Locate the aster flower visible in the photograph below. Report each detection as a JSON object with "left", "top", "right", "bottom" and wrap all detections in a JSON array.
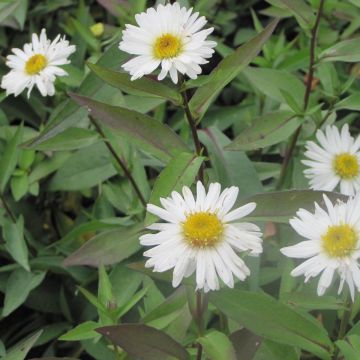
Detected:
[
  {"left": 119, "top": 2, "right": 217, "bottom": 84},
  {"left": 281, "top": 194, "right": 360, "bottom": 301},
  {"left": 1, "top": 29, "right": 76, "bottom": 97},
  {"left": 140, "top": 181, "right": 263, "bottom": 292},
  {"left": 302, "top": 124, "right": 360, "bottom": 196}
]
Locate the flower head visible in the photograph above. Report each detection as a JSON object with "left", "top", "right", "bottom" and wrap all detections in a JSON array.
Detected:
[
  {"left": 1, "top": 29, "right": 76, "bottom": 97},
  {"left": 140, "top": 182, "right": 263, "bottom": 292},
  {"left": 119, "top": 2, "right": 217, "bottom": 84},
  {"left": 281, "top": 194, "right": 360, "bottom": 301},
  {"left": 303, "top": 124, "right": 360, "bottom": 195}
]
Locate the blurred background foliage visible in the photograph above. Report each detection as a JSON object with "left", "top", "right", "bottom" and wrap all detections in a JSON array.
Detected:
[{"left": 1, "top": 0, "right": 360, "bottom": 359}]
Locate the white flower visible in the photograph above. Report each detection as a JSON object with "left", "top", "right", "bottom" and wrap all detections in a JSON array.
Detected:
[
  {"left": 140, "top": 181, "right": 263, "bottom": 292},
  {"left": 281, "top": 194, "right": 360, "bottom": 301},
  {"left": 119, "top": 2, "right": 217, "bottom": 84},
  {"left": 1, "top": 29, "right": 76, "bottom": 97},
  {"left": 302, "top": 124, "right": 360, "bottom": 196}
]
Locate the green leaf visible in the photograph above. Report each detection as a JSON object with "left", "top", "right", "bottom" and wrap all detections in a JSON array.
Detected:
[
  {"left": 10, "top": 173, "right": 29, "bottom": 201},
  {"left": 0, "top": 125, "right": 23, "bottom": 193},
  {"left": 145, "top": 152, "right": 204, "bottom": 226},
  {"left": 268, "top": 0, "right": 315, "bottom": 28},
  {"left": 28, "top": 128, "right": 99, "bottom": 151},
  {"left": 2, "top": 330, "right": 42, "bottom": 360},
  {"left": 2, "top": 269, "right": 46, "bottom": 317},
  {"left": 97, "top": 324, "right": 190, "bottom": 360},
  {"left": 320, "top": 38, "right": 360, "bottom": 62},
  {"left": 98, "top": 264, "right": 114, "bottom": 307},
  {"left": 189, "top": 19, "right": 279, "bottom": 121},
  {"left": 2, "top": 216, "right": 29, "bottom": 271},
  {"left": 199, "top": 331, "right": 237, "bottom": 360},
  {"left": 63, "top": 226, "right": 142, "bottom": 267},
  {"left": 48, "top": 142, "right": 116, "bottom": 191},
  {"left": 243, "top": 67, "right": 305, "bottom": 105},
  {"left": 335, "top": 93, "right": 360, "bottom": 111},
  {"left": 281, "top": 292, "right": 346, "bottom": 310},
  {"left": 59, "top": 321, "right": 99, "bottom": 341},
  {"left": 88, "top": 62, "right": 182, "bottom": 105},
  {"left": 199, "top": 127, "right": 263, "bottom": 196},
  {"left": 240, "top": 190, "right": 347, "bottom": 223},
  {"left": 116, "top": 285, "right": 149, "bottom": 319},
  {"left": 225, "top": 111, "right": 299, "bottom": 151},
  {"left": 210, "top": 289, "right": 333, "bottom": 360},
  {"left": 336, "top": 335, "right": 360, "bottom": 360},
  {"left": 254, "top": 340, "right": 300, "bottom": 360},
  {"left": 142, "top": 288, "right": 187, "bottom": 329},
  {"left": 70, "top": 93, "right": 189, "bottom": 163}
]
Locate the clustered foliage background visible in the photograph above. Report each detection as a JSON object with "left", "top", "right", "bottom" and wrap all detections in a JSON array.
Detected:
[{"left": 1, "top": 0, "right": 360, "bottom": 359}]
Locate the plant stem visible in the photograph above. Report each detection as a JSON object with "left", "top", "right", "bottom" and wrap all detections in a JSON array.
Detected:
[
  {"left": 181, "top": 89, "right": 204, "bottom": 183},
  {"left": 277, "top": 0, "right": 325, "bottom": 190},
  {"left": 90, "top": 116, "right": 147, "bottom": 208},
  {"left": 333, "top": 298, "right": 352, "bottom": 360},
  {"left": 195, "top": 291, "right": 205, "bottom": 360}
]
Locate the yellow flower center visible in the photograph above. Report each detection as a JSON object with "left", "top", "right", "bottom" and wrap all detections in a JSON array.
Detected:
[
  {"left": 333, "top": 153, "right": 359, "bottom": 179},
  {"left": 25, "top": 54, "right": 47, "bottom": 75},
  {"left": 153, "top": 33, "right": 182, "bottom": 59},
  {"left": 182, "top": 212, "right": 224, "bottom": 248},
  {"left": 322, "top": 224, "right": 357, "bottom": 258}
]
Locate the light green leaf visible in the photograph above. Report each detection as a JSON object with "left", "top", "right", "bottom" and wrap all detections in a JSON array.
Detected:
[
  {"left": 240, "top": 190, "right": 347, "bottom": 223},
  {"left": 63, "top": 226, "right": 143, "bottom": 267},
  {"left": 2, "top": 216, "right": 29, "bottom": 271},
  {"left": 320, "top": 38, "right": 360, "bottom": 62},
  {"left": 145, "top": 152, "right": 204, "bottom": 226},
  {"left": 0, "top": 125, "right": 23, "bottom": 193},
  {"left": 199, "top": 127, "right": 262, "bottom": 197},
  {"left": 211, "top": 289, "right": 333, "bottom": 360},
  {"left": 335, "top": 93, "right": 360, "bottom": 111},
  {"left": 98, "top": 264, "right": 114, "bottom": 307},
  {"left": 10, "top": 173, "right": 29, "bottom": 201},
  {"left": 70, "top": 93, "right": 189, "bottom": 163},
  {"left": 88, "top": 62, "right": 182, "bottom": 104},
  {"left": 48, "top": 142, "right": 116, "bottom": 191},
  {"left": 59, "top": 321, "right": 99, "bottom": 341},
  {"left": 2, "top": 269, "right": 46, "bottom": 317},
  {"left": 28, "top": 128, "right": 99, "bottom": 151},
  {"left": 281, "top": 292, "right": 346, "bottom": 310},
  {"left": 336, "top": 335, "right": 360, "bottom": 360},
  {"left": 199, "top": 331, "right": 237, "bottom": 360},
  {"left": 2, "top": 330, "right": 42, "bottom": 360},
  {"left": 225, "top": 111, "right": 299, "bottom": 151},
  {"left": 243, "top": 67, "right": 305, "bottom": 104},
  {"left": 189, "top": 19, "right": 279, "bottom": 121}
]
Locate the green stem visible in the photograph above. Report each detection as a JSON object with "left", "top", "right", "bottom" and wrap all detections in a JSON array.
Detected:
[
  {"left": 334, "top": 298, "right": 352, "bottom": 360},
  {"left": 277, "top": 0, "right": 325, "bottom": 189},
  {"left": 181, "top": 88, "right": 205, "bottom": 183},
  {"left": 195, "top": 291, "right": 205, "bottom": 360},
  {"left": 90, "top": 116, "right": 147, "bottom": 208}
]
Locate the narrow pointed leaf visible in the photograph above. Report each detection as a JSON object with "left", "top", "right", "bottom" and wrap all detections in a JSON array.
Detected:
[
  {"left": 97, "top": 324, "right": 190, "bottom": 360},
  {"left": 70, "top": 93, "right": 189, "bottom": 163},
  {"left": 239, "top": 190, "right": 347, "bottom": 223},
  {"left": 189, "top": 19, "right": 278, "bottom": 121},
  {"left": 225, "top": 111, "right": 299, "bottom": 151},
  {"left": 88, "top": 62, "right": 182, "bottom": 104},
  {"left": 211, "top": 289, "right": 333, "bottom": 360}
]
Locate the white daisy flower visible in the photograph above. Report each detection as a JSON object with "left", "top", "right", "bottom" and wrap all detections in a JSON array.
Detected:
[
  {"left": 140, "top": 181, "right": 263, "bottom": 292},
  {"left": 119, "top": 2, "right": 217, "bottom": 84},
  {"left": 281, "top": 194, "right": 360, "bottom": 301},
  {"left": 1, "top": 29, "right": 76, "bottom": 97},
  {"left": 302, "top": 124, "right": 360, "bottom": 196}
]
